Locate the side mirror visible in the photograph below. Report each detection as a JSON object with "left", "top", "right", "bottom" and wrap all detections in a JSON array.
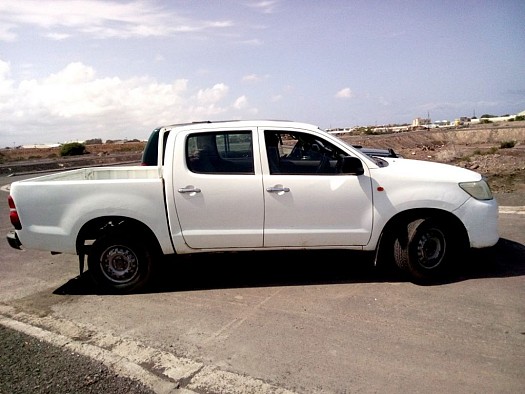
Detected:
[{"left": 338, "top": 156, "right": 364, "bottom": 175}]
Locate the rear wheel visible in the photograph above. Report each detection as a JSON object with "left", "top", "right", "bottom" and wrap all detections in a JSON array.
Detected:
[
  {"left": 88, "top": 235, "right": 154, "bottom": 293},
  {"left": 393, "top": 218, "right": 455, "bottom": 283}
]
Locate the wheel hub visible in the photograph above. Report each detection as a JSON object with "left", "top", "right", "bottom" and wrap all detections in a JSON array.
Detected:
[
  {"left": 101, "top": 246, "right": 139, "bottom": 283},
  {"left": 417, "top": 229, "right": 446, "bottom": 269}
]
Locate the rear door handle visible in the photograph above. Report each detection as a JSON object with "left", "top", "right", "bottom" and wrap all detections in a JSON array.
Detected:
[
  {"left": 266, "top": 186, "right": 290, "bottom": 193},
  {"left": 178, "top": 186, "right": 201, "bottom": 193}
]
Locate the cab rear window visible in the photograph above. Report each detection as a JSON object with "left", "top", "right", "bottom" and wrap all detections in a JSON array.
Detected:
[{"left": 141, "top": 128, "right": 170, "bottom": 166}]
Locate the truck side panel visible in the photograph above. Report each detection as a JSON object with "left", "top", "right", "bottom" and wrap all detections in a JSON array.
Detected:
[{"left": 11, "top": 176, "right": 174, "bottom": 255}]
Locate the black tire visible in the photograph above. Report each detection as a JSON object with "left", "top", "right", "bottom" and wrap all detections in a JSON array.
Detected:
[
  {"left": 88, "top": 235, "right": 154, "bottom": 293},
  {"left": 393, "top": 217, "right": 454, "bottom": 283}
]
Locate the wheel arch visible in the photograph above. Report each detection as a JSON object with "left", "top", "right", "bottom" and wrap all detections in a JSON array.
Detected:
[
  {"left": 76, "top": 216, "right": 163, "bottom": 258},
  {"left": 375, "top": 208, "right": 469, "bottom": 266}
]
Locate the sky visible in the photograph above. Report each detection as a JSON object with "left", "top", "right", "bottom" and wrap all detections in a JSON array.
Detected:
[{"left": 1, "top": 0, "right": 524, "bottom": 147}]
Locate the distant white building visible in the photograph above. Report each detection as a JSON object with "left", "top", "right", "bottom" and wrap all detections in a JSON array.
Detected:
[
  {"left": 480, "top": 115, "right": 514, "bottom": 122},
  {"left": 412, "top": 117, "right": 431, "bottom": 127},
  {"left": 21, "top": 143, "right": 61, "bottom": 149}
]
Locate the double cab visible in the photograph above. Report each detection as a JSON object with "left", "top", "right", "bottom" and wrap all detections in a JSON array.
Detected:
[{"left": 7, "top": 120, "right": 499, "bottom": 292}]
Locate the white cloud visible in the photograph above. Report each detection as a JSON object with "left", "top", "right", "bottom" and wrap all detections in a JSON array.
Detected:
[
  {"left": 335, "top": 88, "right": 353, "bottom": 99},
  {"left": 0, "top": 59, "right": 10, "bottom": 76},
  {"left": 0, "top": 60, "right": 14, "bottom": 102},
  {"left": 242, "top": 74, "right": 261, "bottom": 82},
  {"left": 248, "top": 1, "right": 280, "bottom": 14},
  {"left": 0, "top": 0, "right": 233, "bottom": 41},
  {"left": 45, "top": 32, "right": 70, "bottom": 40},
  {"left": 242, "top": 74, "right": 269, "bottom": 82},
  {"left": 233, "top": 95, "right": 248, "bottom": 109},
  {"left": 196, "top": 83, "right": 229, "bottom": 104},
  {"left": 0, "top": 23, "right": 17, "bottom": 41},
  {"left": 46, "top": 62, "right": 95, "bottom": 84},
  {"left": 0, "top": 62, "right": 257, "bottom": 146},
  {"left": 237, "top": 38, "right": 263, "bottom": 46}
]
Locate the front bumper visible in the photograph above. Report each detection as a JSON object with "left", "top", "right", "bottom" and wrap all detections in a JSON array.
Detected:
[
  {"left": 7, "top": 230, "right": 23, "bottom": 250},
  {"left": 453, "top": 197, "right": 499, "bottom": 248}
]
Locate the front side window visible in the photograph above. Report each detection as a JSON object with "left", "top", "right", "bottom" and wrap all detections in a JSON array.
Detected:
[
  {"left": 186, "top": 131, "right": 254, "bottom": 174},
  {"left": 265, "top": 130, "right": 346, "bottom": 175}
]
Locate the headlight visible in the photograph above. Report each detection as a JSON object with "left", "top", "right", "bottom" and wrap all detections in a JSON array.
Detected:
[{"left": 459, "top": 179, "right": 493, "bottom": 200}]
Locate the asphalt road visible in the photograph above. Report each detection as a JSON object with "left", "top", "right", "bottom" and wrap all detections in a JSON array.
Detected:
[{"left": 1, "top": 172, "right": 524, "bottom": 394}]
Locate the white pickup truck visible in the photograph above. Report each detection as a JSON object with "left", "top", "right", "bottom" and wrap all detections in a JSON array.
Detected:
[{"left": 7, "top": 120, "right": 499, "bottom": 292}]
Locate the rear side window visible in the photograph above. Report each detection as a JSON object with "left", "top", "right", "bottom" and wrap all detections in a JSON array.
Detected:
[
  {"left": 141, "top": 128, "right": 170, "bottom": 166},
  {"left": 186, "top": 131, "right": 254, "bottom": 174},
  {"left": 141, "top": 128, "right": 160, "bottom": 166}
]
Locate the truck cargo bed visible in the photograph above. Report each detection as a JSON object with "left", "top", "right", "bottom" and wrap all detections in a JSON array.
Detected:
[{"left": 19, "top": 166, "right": 161, "bottom": 182}]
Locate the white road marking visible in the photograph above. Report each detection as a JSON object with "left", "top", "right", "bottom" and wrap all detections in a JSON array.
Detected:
[
  {"left": 498, "top": 206, "right": 525, "bottom": 214},
  {"left": 0, "top": 311, "right": 296, "bottom": 394}
]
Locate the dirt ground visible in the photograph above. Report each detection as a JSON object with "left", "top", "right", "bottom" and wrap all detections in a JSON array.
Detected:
[
  {"left": 1, "top": 123, "right": 524, "bottom": 194},
  {"left": 0, "top": 142, "right": 145, "bottom": 176},
  {"left": 0, "top": 141, "right": 145, "bottom": 163}
]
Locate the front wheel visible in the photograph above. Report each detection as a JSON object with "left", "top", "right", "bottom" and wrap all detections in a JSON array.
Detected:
[
  {"left": 88, "top": 235, "right": 154, "bottom": 293},
  {"left": 393, "top": 218, "right": 457, "bottom": 283}
]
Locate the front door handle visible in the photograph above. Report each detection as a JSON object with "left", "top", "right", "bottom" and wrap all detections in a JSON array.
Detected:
[
  {"left": 178, "top": 186, "right": 201, "bottom": 193},
  {"left": 266, "top": 186, "right": 290, "bottom": 193}
]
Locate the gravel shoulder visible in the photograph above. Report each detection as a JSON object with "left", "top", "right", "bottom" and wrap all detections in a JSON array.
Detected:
[{"left": 0, "top": 324, "right": 155, "bottom": 394}]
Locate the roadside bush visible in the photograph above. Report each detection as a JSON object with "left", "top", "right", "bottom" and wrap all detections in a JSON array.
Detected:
[
  {"left": 500, "top": 141, "right": 516, "bottom": 149},
  {"left": 473, "top": 147, "right": 499, "bottom": 156},
  {"left": 85, "top": 138, "right": 103, "bottom": 145},
  {"left": 60, "top": 142, "right": 86, "bottom": 156}
]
